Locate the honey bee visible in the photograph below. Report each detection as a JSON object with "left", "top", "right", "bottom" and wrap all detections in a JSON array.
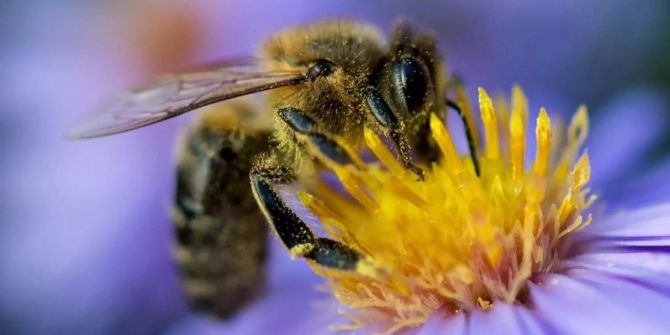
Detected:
[{"left": 68, "top": 20, "right": 479, "bottom": 318}]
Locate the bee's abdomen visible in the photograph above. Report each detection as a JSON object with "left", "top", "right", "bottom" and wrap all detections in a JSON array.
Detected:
[{"left": 172, "top": 110, "right": 272, "bottom": 318}]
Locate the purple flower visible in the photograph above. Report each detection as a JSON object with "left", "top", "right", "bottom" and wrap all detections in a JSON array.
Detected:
[
  {"left": 163, "top": 87, "right": 670, "bottom": 335},
  {"left": 2, "top": 2, "right": 670, "bottom": 334}
]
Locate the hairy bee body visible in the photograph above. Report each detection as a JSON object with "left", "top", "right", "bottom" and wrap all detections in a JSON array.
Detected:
[
  {"left": 259, "top": 21, "right": 445, "bottom": 177},
  {"left": 71, "top": 19, "right": 465, "bottom": 319},
  {"left": 264, "top": 22, "right": 384, "bottom": 159}
]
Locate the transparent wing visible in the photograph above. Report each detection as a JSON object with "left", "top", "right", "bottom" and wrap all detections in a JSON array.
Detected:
[{"left": 67, "top": 63, "right": 305, "bottom": 139}]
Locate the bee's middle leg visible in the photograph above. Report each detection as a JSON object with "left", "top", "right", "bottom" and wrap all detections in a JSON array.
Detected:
[
  {"left": 249, "top": 106, "right": 366, "bottom": 271},
  {"left": 250, "top": 156, "right": 365, "bottom": 271}
]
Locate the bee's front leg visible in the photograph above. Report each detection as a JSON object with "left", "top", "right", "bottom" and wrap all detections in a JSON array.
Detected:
[{"left": 366, "top": 87, "right": 425, "bottom": 180}]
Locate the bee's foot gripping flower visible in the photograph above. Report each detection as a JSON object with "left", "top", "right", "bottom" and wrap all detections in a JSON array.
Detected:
[{"left": 294, "top": 86, "right": 595, "bottom": 334}]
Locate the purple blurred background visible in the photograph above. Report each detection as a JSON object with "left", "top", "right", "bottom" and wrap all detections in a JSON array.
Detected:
[{"left": 2, "top": 1, "right": 670, "bottom": 334}]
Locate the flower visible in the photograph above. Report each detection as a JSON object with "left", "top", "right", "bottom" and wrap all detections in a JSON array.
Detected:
[
  {"left": 292, "top": 86, "right": 593, "bottom": 333},
  {"left": 170, "top": 86, "right": 670, "bottom": 335},
  {"left": 3, "top": 2, "right": 670, "bottom": 334}
]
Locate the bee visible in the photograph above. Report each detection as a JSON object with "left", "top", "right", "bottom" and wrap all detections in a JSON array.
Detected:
[{"left": 68, "top": 20, "right": 479, "bottom": 318}]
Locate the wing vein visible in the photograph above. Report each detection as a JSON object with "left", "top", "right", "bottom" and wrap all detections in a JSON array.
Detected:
[{"left": 67, "top": 62, "right": 306, "bottom": 139}]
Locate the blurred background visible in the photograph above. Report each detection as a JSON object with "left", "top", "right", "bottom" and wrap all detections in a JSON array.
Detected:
[{"left": 1, "top": 1, "right": 669, "bottom": 334}]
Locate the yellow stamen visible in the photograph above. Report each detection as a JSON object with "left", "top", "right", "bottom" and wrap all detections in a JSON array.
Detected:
[
  {"left": 512, "top": 85, "right": 529, "bottom": 129},
  {"left": 364, "top": 127, "right": 407, "bottom": 179},
  {"left": 333, "top": 166, "right": 378, "bottom": 211},
  {"left": 430, "top": 113, "right": 465, "bottom": 172},
  {"left": 479, "top": 88, "right": 501, "bottom": 160},
  {"left": 533, "top": 108, "right": 552, "bottom": 177},
  {"left": 455, "top": 82, "right": 481, "bottom": 148},
  {"left": 494, "top": 93, "right": 510, "bottom": 152},
  {"left": 572, "top": 153, "right": 591, "bottom": 191},
  {"left": 510, "top": 85, "right": 528, "bottom": 181},
  {"left": 554, "top": 105, "right": 589, "bottom": 182},
  {"left": 297, "top": 191, "right": 349, "bottom": 240},
  {"left": 509, "top": 106, "right": 525, "bottom": 181}
]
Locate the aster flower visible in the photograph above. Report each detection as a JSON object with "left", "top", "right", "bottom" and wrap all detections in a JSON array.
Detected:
[
  {"left": 3, "top": 2, "right": 670, "bottom": 334},
  {"left": 168, "top": 86, "right": 670, "bottom": 335},
  {"left": 291, "top": 86, "right": 591, "bottom": 332}
]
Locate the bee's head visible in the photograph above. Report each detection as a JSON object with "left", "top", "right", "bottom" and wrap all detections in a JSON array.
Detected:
[{"left": 374, "top": 23, "right": 445, "bottom": 129}]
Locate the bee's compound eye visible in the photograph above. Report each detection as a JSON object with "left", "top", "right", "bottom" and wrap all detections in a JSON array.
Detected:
[
  {"left": 393, "top": 58, "right": 428, "bottom": 114},
  {"left": 307, "top": 59, "right": 334, "bottom": 80}
]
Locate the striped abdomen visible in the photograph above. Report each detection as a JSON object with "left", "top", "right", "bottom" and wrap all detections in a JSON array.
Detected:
[{"left": 172, "top": 107, "right": 272, "bottom": 318}]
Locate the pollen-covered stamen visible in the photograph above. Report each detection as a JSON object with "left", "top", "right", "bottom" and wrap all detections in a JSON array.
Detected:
[{"left": 296, "top": 86, "right": 595, "bottom": 334}]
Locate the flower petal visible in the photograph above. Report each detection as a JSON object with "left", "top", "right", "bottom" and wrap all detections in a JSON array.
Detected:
[
  {"left": 417, "top": 311, "right": 467, "bottom": 335},
  {"left": 530, "top": 271, "right": 670, "bottom": 335},
  {"left": 564, "top": 254, "right": 670, "bottom": 291},
  {"left": 166, "top": 239, "right": 326, "bottom": 335},
  {"left": 466, "top": 303, "right": 552, "bottom": 335},
  {"left": 608, "top": 158, "right": 670, "bottom": 211},
  {"left": 578, "top": 203, "right": 670, "bottom": 251},
  {"left": 166, "top": 283, "right": 324, "bottom": 335},
  {"left": 587, "top": 88, "right": 670, "bottom": 192}
]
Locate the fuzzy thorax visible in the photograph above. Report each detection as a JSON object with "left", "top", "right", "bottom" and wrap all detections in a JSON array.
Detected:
[{"left": 297, "top": 86, "right": 595, "bottom": 333}]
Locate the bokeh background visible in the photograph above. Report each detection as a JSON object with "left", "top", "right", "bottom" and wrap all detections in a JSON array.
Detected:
[{"left": 2, "top": 1, "right": 670, "bottom": 334}]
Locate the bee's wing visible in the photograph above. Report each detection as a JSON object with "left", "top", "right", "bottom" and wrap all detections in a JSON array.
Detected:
[{"left": 67, "top": 63, "right": 305, "bottom": 139}]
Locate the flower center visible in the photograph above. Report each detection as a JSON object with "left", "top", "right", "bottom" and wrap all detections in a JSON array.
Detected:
[{"left": 296, "top": 86, "right": 595, "bottom": 332}]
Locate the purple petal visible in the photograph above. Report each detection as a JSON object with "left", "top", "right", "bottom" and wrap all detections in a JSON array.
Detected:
[
  {"left": 606, "top": 158, "right": 670, "bottom": 211},
  {"left": 530, "top": 271, "right": 670, "bottom": 335},
  {"left": 414, "top": 311, "right": 467, "bottom": 335},
  {"left": 588, "top": 88, "right": 670, "bottom": 191},
  {"left": 166, "top": 239, "right": 332, "bottom": 335},
  {"left": 563, "top": 255, "right": 670, "bottom": 292},
  {"left": 265, "top": 238, "right": 322, "bottom": 286},
  {"left": 467, "top": 303, "right": 552, "bottom": 335},
  {"left": 570, "top": 251, "right": 670, "bottom": 276},
  {"left": 563, "top": 202, "right": 670, "bottom": 288},
  {"left": 166, "top": 287, "right": 329, "bottom": 335},
  {"left": 578, "top": 203, "right": 670, "bottom": 252}
]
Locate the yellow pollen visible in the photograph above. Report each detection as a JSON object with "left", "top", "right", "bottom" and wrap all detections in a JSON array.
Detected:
[
  {"left": 509, "top": 85, "right": 528, "bottom": 181},
  {"left": 534, "top": 108, "right": 552, "bottom": 177},
  {"left": 455, "top": 82, "right": 480, "bottom": 149},
  {"left": 479, "top": 88, "right": 501, "bottom": 160},
  {"left": 298, "top": 86, "right": 594, "bottom": 333},
  {"left": 289, "top": 243, "right": 314, "bottom": 259}
]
